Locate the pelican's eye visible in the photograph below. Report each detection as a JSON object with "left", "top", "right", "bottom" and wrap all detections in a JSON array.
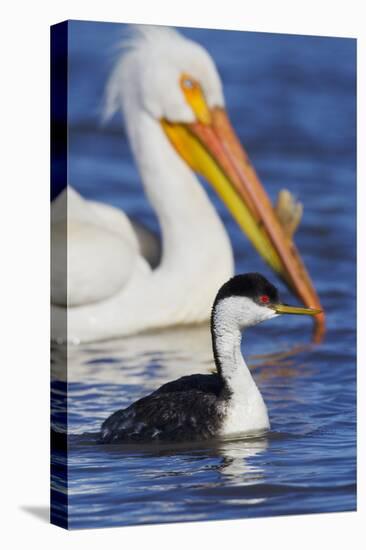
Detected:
[
  {"left": 182, "top": 78, "right": 195, "bottom": 89},
  {"left": 179, "top": 73, "right": 211, "bottom": 125},
  {"left": 259, "top": 295, "right": 270, "bottom": 304}
]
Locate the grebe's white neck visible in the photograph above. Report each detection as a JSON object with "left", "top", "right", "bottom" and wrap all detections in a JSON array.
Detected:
[
  {"left": 211, "top": 296, "right": 274, "bottom": 434},
  {"left": 212, "top": 296, "right": 277, "bottom": 385},
  {"left": 211, "top": 298, "right": 255, "bottom": 393}
]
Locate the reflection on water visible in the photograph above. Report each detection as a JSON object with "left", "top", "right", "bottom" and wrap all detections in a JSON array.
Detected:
[
  {"left": 214, "top": 438, "right": 268, "bottom": 482},
  {"left": 53, "top": 323, "right": 213, "bottom": 387}
]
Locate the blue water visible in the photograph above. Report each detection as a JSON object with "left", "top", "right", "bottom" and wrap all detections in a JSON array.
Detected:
[{"left": 51, "top": 21, "right": 356, "bottom": 529}]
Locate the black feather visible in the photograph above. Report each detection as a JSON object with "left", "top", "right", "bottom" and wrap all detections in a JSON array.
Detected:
[
  {"left": 213, "top": 272, "right": 279, "bottom": 306},
  {"left": 100, "top": 374, "right": 228, "bottom": 443}
]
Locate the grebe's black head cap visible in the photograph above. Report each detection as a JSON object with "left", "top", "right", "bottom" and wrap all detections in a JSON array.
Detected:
[{"left": 213, "top": 273, "right": 280, "bottom": 307}]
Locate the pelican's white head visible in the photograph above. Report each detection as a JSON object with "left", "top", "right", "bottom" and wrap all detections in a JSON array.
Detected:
[{"left": 104, "top": 25, "right": 224, "bottom": 123}]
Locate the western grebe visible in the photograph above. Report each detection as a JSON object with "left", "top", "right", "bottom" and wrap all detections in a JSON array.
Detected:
[
  {"left": 51, "top": 26, "right": 324, "bottom": 344},
  {"left": 100, "top": 273, "right": 321, "bottom": 443}
]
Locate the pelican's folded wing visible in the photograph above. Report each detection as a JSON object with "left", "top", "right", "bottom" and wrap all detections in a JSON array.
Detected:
[{"left": 51, "top": 186, "right": 149, "bottom": 307}]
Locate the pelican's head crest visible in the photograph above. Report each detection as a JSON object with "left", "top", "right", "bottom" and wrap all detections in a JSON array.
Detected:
[{"left": 104, "top": 25, "right": 225, "bottom": 123}]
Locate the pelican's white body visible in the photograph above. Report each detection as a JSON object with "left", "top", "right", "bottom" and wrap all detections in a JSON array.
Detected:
[
  {"left": 213, "top": 296, "right": 275, "bottom": 435},
  {"left": 51, "top": 26, "right": 237, "bottom": 343},
  {"left": 52, "top": 185, "right": 233, "bottom": 343},
  {"left": 52, "top": 27, "right": 233, "bottom": 342}
]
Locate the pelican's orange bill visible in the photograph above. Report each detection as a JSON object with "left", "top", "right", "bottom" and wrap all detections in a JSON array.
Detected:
[{"left": 161, "top": 106, "right": 325, "bottom": 343}]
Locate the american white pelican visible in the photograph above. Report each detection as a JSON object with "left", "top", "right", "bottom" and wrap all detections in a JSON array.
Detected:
[{"left": 51, "top": 25, "right": 324, "bottom": 344}]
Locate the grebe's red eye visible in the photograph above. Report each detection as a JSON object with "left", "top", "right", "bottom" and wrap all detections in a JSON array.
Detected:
[{"left": 259, "top": 295, "right": 270, "bottom": 304}]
